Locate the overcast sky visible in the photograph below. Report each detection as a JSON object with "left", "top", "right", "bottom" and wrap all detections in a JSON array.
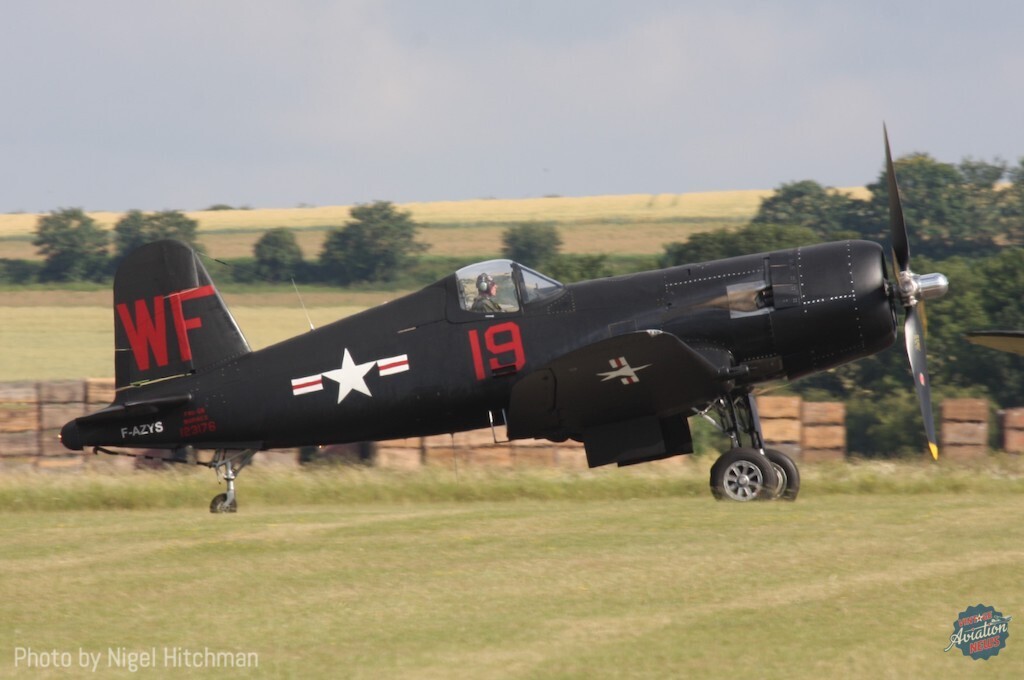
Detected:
[{"left": 2, "top": 1, "right": 1022, "bottom": 213}]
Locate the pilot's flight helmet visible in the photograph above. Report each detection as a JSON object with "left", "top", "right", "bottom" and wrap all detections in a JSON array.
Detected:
[{"left": 476, "top": 273, "right": 495, "bottom": 292}]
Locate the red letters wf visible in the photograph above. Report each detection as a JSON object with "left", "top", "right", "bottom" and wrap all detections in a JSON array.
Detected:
[{"left": 116, "top": 285, "right": 215, "bottom": 371}]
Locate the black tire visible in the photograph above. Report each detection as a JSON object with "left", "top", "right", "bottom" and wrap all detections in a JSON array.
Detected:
[
  {"left": 209, "top": 493, "right": 238, "bottom": 513},
  {"left": 709, "top": 448, "right": 779, "bottom": 501},
  {"left": 765, "top": 448, "right": 800, "bottom": 501}
]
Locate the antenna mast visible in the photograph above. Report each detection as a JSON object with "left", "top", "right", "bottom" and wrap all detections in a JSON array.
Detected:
[{"left": 291, "top": 278, "right": 315, "bottom": 331}]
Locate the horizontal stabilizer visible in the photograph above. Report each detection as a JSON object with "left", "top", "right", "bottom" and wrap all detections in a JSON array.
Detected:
[{"left": 76, "top": 393, "right": 192, "bottom": 426}]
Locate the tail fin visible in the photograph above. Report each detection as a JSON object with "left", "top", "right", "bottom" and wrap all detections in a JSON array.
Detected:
[{"left": 113, "top": 240, "right": 250, "bottom": 389}]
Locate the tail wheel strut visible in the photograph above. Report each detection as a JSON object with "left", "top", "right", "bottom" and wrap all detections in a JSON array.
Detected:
[{"left": 210, "top": 449, "right": 256, "bottom": 514}]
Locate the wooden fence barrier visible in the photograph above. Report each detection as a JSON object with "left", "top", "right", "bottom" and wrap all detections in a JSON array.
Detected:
[
  {"left": 800, "top": 401, "right": 846, "bottom": 462},
  {"left": 940, "top": 398, "right": 989, "bottom": 460},
  {"left": 0, "top": 382, "right": 39, "bottom": 468},
  {"left": 1004, "top": 408, "right": 1024, "bottom": 454},
  {"left": 0, "top": 380, "right": 1015, "bottom": 469}
]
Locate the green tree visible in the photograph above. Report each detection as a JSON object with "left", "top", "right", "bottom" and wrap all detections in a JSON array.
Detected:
[
  {"left": 845, "top": 389, "right": 928, "bottom": 458},
  {"left": 319, "top": 201, "right": 426, "bottom": 285},
  {"left": 955, "top": 247, "right": 1024, "bottom": 405},
  {"left": 996, "top": 158, "right": 1024, "bottom": 247},
  {"left": 751, "top": 180, "right": 868, "bottom": 238},
  {"left": 254, "top": 228, "right": 304, "bottom": 282},
  {"left": 958, "top": 157, "right": 1006, "bottom": 188},
  {"left": 864, "top": 153, "right": 999, "bottom": 256},
  {"left": 500, "top": 221, "right": 562, "bottom": 270},
  {"left": 958, "top": 159, "right": 1008, "bottom": 252},
  {"left": 546, "top": 254, "right": 613, "bottom": 282},
  {"left": 660, "top": 223, "right": 818, "bottom": 267},
  {"left": 32, "top": 208, "right": 109, "bottom": 282},
  {"left": 112, "top": 210, "right": 148, "bottom": 258},
  {"left": 144, "top": 210, "right": 198, "bottom": 244},
  {"left": 113, "top": 209, "right": 200, "bottom": 260}
]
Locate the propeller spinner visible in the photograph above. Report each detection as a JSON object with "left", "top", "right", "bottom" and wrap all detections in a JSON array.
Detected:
[{"left": 884, "top": 125, "right": 949, "bottom": 459}]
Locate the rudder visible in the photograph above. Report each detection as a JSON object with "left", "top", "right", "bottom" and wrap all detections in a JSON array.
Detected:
[{"left": 113, "top": 240, "right": 250, "bottom": 389}]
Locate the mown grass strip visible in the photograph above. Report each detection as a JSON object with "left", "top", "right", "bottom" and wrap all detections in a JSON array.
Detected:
[
  {"left": 0, "top": 485, "right": 1019, "bottom": 678},
  {"left": 1, "top": 458, "right": 1022, "bottom": 512}
]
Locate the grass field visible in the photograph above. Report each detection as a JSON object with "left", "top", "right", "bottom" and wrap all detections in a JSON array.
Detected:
[{"left": 1, "top": 464, "right": 1021, "bottom": 678}]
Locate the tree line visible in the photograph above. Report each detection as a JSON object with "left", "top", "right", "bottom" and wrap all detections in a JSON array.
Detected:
[
  {"left": 4, "top": 202, "right": 425, "bottom": 287},
  {"left": 5, "top": 201, "right": 615, "bottom": 287},
  {"left": 9, "top": 151, "right": 1023, "bottom": 287}
]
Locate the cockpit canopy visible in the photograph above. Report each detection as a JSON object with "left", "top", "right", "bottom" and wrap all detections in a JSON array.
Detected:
[{"left": 455, "top": 259, "right": 563, "bottom": 314}]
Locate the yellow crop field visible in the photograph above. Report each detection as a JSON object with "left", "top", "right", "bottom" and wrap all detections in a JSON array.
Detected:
[
  {"left": 0, "top": 190, "right": 770, "bottom": 234},
  {"left": 0, "top": 187, "right": 870, "bottom": 260},
  {"left": 402, "top": 191, "right": 774, "bottom": 224}
]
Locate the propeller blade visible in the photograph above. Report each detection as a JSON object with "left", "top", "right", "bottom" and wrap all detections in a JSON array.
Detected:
[
  {"left": 885, "top": 124, "right": 910, "bottom": 273},
  {"left": 905, "top": 304, "right": 939, "bottom": 460},
  {"left": 885, "top": 127, "right": 946, "bottom": 460}
]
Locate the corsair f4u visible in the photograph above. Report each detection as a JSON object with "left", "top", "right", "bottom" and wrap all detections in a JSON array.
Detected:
[{"left": 61, "top": 130, "right": 949, "bottom": 511}]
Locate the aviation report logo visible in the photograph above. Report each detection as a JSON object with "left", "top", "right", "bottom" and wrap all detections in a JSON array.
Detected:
[{"left": 944, "top": 604, "right": 1011, "bottom": 660}]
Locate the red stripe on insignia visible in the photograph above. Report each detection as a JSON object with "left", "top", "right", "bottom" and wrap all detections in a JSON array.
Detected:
[
  {"left": 291, "top": 376, "right": 323, "bottom": 395},
  {"left": 378, "top": 355, "right": 410, "bottom": 376}
]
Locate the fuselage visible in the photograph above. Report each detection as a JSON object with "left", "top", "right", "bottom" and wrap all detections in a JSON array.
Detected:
[{"left": 65, "top": 239, "right": 896, "bottom": 452}]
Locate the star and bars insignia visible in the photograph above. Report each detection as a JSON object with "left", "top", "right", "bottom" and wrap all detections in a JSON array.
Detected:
[{"left": 291, "top": 350, "right": 410, "bottom": 403}]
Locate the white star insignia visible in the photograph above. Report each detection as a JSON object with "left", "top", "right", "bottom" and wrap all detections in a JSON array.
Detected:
[{"left": 321, "top": 348, "right": 376, "bottom": 403}]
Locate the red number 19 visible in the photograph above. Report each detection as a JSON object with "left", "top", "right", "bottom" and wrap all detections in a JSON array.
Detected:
[{"left": 468, "top": 321, "right": 526, "bottom": 380}]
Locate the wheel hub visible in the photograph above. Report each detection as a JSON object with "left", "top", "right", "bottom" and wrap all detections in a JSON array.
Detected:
[{"left": 724, "top": 461, "right": 763, "bottom": 501}]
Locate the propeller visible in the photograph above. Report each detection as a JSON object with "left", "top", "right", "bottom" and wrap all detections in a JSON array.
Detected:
[{"left": 884, "top": 125, "right": 949, "bottom": 460}]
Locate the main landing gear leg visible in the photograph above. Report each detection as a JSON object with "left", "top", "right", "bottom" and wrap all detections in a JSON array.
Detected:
[
  {"left": 702, "top": 391, "right": 800, "bottom": 502},
  {"left": 209, "top": 449, "right": 256, "bottom": 513}
]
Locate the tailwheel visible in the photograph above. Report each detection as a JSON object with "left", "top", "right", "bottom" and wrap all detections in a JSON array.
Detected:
[
  {"left": 210, "top": 492, "right": 237, "bottom": 513},
  {"left": 208, "top": 448, "right": 256, "bottom": 514},
  {"left": 709, "top": 448, "right": 778, "bottom": 501},
  {"left": 765, "top": 448, "right": 800, "bottom": 501}
]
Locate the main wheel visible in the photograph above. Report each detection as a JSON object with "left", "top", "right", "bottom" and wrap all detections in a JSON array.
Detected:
[
  {"left": 209, "top": 493, "right": 238, "bottom": 513},
  {"left": 710, "top": 448, "right": 778, "bottom": 501},
  {"left": 765, "top": 449, "right": 800, "bottom": 501}
]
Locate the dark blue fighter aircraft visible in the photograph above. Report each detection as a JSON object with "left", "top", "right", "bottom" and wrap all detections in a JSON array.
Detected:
[{"left": 60, "top": 130, "right": 949, "bottom": 511}]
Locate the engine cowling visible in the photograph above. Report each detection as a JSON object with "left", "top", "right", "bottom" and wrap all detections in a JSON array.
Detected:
[{"left": 768, "top": 240, "right": 897, "bottom": 380}]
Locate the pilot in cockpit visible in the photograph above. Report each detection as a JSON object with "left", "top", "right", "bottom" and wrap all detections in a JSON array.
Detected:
[{"left": 471, "top": 273, "right": 503, "bottom": 313}]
